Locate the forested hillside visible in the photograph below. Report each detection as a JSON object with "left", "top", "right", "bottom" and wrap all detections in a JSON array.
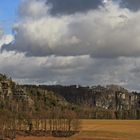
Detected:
[
  {"left": 0, "top": 74, "right": 79, "bottom": 139},
  {"left": 35, "top": 85, "right": 140, "bottom": 119}
]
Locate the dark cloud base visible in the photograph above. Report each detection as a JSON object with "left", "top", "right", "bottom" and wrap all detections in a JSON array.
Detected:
[
  {"left": 47, "top": 0, "right": 140, "bottom": 15},
  {"left": 47, "top": 0, "right": 102, "bottom": 15},
  {"left": 117, "top": 0, "right": 140, "bottom": 11}
]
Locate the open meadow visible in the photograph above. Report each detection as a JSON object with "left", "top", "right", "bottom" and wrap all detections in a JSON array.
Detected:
[{"left": 16, "top": 119, "right": 140, "bottom": 140}]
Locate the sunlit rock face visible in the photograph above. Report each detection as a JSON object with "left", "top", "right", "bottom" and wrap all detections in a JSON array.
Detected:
[
  {"left": 44, "top": 84, "right": 140, "bottom": 119},
  {"left": 0, "top": 74, "right": 30, "bottom": 101}
]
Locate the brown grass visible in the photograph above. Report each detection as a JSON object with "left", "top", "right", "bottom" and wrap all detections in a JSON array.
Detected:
[{"left": 16, "top": 120, "right": 140, "bottom": 140}]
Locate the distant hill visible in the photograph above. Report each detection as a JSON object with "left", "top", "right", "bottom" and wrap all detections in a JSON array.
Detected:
[
  {"left": 34, "top": 84, "right": 140, "bottom": 119},
  {"left": 0, "top": 73, "right": 140, "bottom": 119}
]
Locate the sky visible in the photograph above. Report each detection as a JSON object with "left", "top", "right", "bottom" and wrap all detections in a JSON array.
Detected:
[
  {"left": 1, "top": 0, "right": 140, "bottom": 91},
  {"left": 0, "top": 0, "right": 20, "bottom": 34}
]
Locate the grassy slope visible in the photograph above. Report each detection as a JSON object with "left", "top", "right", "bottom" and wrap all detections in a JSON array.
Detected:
[{"left": 16, "top": 120, "right": 140, "bottom": 140}]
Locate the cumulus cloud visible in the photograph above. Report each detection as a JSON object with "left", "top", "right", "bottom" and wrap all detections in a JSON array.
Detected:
[
  {"left": 19, "top": 0, "right": 51, "bottom": 19},
  {"left": 1, "top": 48, "right": 140, "bottom": 90},
  {"left": 0, "top": 49, "right": 94, "bottom": 84},
  {"left": 4, "top": 0, "right": 140, "bottom": 58},
  {"left": 1, "top": 0, "right": 140, "bottom": 91},
  {"left": 0, "top": 29, "right": 14, "bottom": 49}
]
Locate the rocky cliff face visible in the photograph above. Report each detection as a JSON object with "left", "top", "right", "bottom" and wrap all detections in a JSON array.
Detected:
[
  {"left": 41, "top": 85, "right": 140, "bottom": 119},
  {"left": 41, "top": 85, "right": 140, "bottom": 110},
  {"left": 0, "top": 74, "right": 29, "bottom": 101},
  {"left": 93, "top": 85, "right": 140, "bottom": 111}
]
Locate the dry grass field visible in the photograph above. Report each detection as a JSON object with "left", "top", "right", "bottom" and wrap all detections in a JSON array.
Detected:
[{"left": 16, "top": 120, "right": 140, "bottom": 140}]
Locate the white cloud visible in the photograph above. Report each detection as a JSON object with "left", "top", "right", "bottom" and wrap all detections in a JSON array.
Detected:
[
  {"left": 6, "top": 0, "right": 140, "bottom": 58},
  {"left": 1, "top": 0, "right": 140, "bottom": 91},
  {"left": 0, "top": 29, "right": 14, "bottom": 49},
  {"left": 0, "top": 49, "right": 94, "bottom": 84},
  {"left": 1, "top": 48, "right": 140, "bottom": 90},
  {"left": 19, "top": 0, "right": 51, "bottom": 19}
]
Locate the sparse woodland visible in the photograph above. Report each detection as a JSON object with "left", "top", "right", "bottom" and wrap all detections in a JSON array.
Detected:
[
  {"left": 0, "top": 74, "right": 80, "bottom": 139},
  {"left": 0, "top": 74, "right": 140, "bottom": 139}
]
